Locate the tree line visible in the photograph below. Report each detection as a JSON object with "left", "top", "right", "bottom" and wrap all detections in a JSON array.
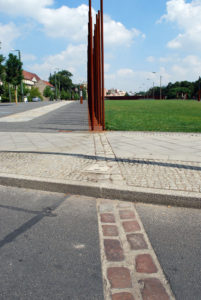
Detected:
[
  {"left": 44, "top": 71, "right": 87, "bottom": 101},
  {"left": 0, "top": 53, "right": 87, "bottom": 102},
  {"left": 138, "top": 79, "right": 201, "bottom": 100}
]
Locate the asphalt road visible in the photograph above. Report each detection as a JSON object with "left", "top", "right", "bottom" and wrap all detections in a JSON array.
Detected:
[
  {"left": 0, "top": 186, "right": 103, "bottom": 300},
  {"left": 0, "top": 102, "right": 53, "bottom": 117},
  {"left": 0, "top": 101, "right": 89, "bottom": 132},
  {"left": 136, "top": 203, "right": 201, "bottom": 300},
  {"left": 0, "top": 185, "right": 200, "bottom": 300}
]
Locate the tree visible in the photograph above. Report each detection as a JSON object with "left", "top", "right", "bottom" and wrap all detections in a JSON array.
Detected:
[
  {"left": 0, "top": 54, "right": 5, "bottom": 80},
  {"left": 28, "top": 87, "right": 43, "bottom": 102},
  {"left": 82, "top": 87, "right": 87, "bottom": 100},
  {"left": 5, "top": 54, "right": 23, "bottom": 103},
  {"left": 49, "top": 70, "right": 73, "bottom": 93},
  {"left": 60, "top": 89, "right": 71, "bottom": 100},
  {"left": 43, "top": 86, "right": 54, "bottom": 99},
  {"left": 0, "top": 55, "right": 5, "bottom": 100}
]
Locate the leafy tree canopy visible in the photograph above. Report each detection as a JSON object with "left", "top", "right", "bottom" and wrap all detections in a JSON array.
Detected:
[
  {"left": 0, "top": 54, "right": 5, "bottom": 80},
  {"left": 49, "top": 70, "right": 73, "bottom": 92},
  {"left": 5, "top": 53, "right": 23, "bottom": 86}
]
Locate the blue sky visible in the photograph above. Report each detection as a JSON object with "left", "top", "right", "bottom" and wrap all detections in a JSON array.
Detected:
[{"left": 0, "top": 0, "right": 201, "bottom": 92}]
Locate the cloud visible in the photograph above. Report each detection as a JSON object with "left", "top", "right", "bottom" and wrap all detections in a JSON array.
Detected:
[
  {"left": 160, "top": 0, "right": 201, "bottom": 50},
  {"left": 171, "top": 55, "right": 201, "bottom": 80},
  {"left": 0, "top": 22, "right": 20, "bottom": 53},
  {"left": 36, "top": 4, "right": 89, "bottom": 42},
  {"left": 117, "top": 69, "right": 135, "bottom": 76},
  {"left": 0, "top": 0, "right": 53, "bottom": 16},
  {"left": 104, "top": 15, "right": 144, "bottom": 47},
  {"left": 146, "top": 56, "right": 155, "bottom": 63},
  {"left": 29, "top": 44, "right": 87, "bottom": 81},
  {"left": 0, "top": 1, "right": 144, "bottom": 47},
  {"left": 22, "top": 53, "right": 37, "bottom": 61}
]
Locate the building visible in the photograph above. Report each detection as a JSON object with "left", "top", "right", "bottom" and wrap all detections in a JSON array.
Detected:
[
  {"left": 23, "top": 70, "right": 54, "bottom": 101},
  {"left": 22, "top": 70, "right": 41, "bottom": 89},
  {"left": 106, "top": 88, "right": 126, "bottom": 97}
]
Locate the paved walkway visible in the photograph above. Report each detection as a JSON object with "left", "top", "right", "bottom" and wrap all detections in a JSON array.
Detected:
[
  {"left": 0, "top": 101, "right": 69, "bottom": 122},
  {"left": 0, "top": 131, "right": 201, "bottom": 207},
  {"left": 0, "top": 101, "right": 89, "bottom": 132},
  {"left": 0, "top": 105, "right": 200, "bottom": 299}
]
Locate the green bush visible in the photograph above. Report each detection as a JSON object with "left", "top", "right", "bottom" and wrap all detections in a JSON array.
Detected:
[
  {"left": 28, "top": 87, "right": 43, "bottom": 101},
  {"left": 43, "top": 86, "right": 54, "bottom": 99},
  {"left": 60, "top": 89, "right": 71, "bottom": 100}
]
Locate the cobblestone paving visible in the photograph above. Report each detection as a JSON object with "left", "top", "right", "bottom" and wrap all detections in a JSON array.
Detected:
[
  {"left": 0, "top": 131, "right": 201, "bottom": 196},
  {"left": 97, "top": 199, "right": 175, "bottom": 300}
]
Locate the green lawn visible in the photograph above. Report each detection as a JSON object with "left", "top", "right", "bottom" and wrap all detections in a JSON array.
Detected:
[{"left": 105, "top": 100, "right": 201, "bottom": 132}]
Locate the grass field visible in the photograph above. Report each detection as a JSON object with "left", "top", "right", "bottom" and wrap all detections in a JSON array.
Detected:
[{"left": 105, "top": 100, "right": 201, "bottom": 132}]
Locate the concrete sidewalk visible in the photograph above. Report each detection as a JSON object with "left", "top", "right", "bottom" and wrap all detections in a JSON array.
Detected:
[{"left": 0, "top": 131, "right": 201, "bottom": 208}]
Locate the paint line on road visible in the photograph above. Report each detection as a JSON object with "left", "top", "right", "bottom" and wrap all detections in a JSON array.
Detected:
[{"left": 0, "top": 101, "right": 72, "bottom": 122}]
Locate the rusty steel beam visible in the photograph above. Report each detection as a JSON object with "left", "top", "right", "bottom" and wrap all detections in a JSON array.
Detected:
[
  {"left": 100, "top": 0, "right": 105, "bottom": 130},
  {"left": 87, "top": 0, "right": 105, "bottom": 131}
]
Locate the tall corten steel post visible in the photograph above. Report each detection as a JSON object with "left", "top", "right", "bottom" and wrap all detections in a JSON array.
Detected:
[{"left": 88, "top": 0, "right": 105, "bottom": 131}]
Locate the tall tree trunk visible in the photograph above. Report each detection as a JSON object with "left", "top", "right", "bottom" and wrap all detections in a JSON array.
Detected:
[{"left": 15, "top": 86, "right": 18, "bottom": 105}]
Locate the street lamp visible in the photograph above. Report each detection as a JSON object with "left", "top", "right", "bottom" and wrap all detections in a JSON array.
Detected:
[
  {"left": 152, "top": 72, "right": 156, "bottom": 99},
  {"left": 55, "top": 68, "right": 60, "bottom": 100},
  {"left": 54, "top": 71, "right": 58, "bottom": 100},
  {"left": 198, "top": 76, "right": 201, "bottom": 102},
  {"left": 12, "top": 49, "right": 24, "bottom": 102},
  {"left": 147, "top": 78, "right": 150, "bottom": 98},
  {"left": 160, "top": 75, "right": 162, "bottom": 100}
]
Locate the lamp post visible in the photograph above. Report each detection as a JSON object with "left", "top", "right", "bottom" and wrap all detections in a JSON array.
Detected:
[
  {"left": 55, "top": 68, "right": 60, "bottom": 100},
  {"left": 54, "top": 71, "right": 57, "bottom": 100},
  {"left": 152, "top": 72, "right": 156, "bottom": 99},
  {"left": 12, "top": 49, "right": 24, "bottom": 102},
  {"left": 147, "top": 78, "right": 150, "bottom": 98},
  {"left": 198, "top": 76, "right": 201, "bottom": 102},
  {"left": 160, "top": 75, "right": 162, "bottom": 100}
]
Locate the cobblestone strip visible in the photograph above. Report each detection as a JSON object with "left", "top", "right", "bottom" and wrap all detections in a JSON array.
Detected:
[
  {"left": 97, "top": 199, "right": 175, "bottom": 300},
  {"left": 93, "top": 134, "right": 125, "bottom": 185}
]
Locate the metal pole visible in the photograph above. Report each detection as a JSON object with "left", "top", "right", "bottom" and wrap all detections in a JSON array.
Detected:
[
  {"left": 54, "top": 71, "right": 57, "bottom": 100},
  {"left": 88, "top": 0, "right": 95, "bottom": 130},
  {"left": 100, "top": 0, "right": 105, "bottom": 129},
  {"left": 153, "top": 82, "right": 154, "bottom": 99},
  {"left": 160, "top": 75, "right": 162, "bottom": 100},
  {"left": 18, "top": 51, "right": 24, "bottom": 102},
  {"left": 198, "top": 76, "right": 201, "bottom": 102}
]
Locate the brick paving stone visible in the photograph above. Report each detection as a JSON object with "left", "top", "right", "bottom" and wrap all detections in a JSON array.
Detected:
[
  {"left": 119, "top": 210, "right": 135, "bottom": 220},
  {"left": 102, "top": 225, "right": 119, "bottom": 236},
  {"left": 104, "top": 239, "right": 124, "bottom": 261},
  {"left": 136, "top": 254, "right": 158, "bottom": 274},
  {"left": 112, "top": 292, "right": 135, "bottom": 300},
  {"left": 107, "top": 267, "right": 132, "bottom": 289},
  {"left": 127, "top": 233, "right": 148, "bottom": 250},
  {"left": 139, "top": 278, "right": 170, "bottom": 300},
  {"left": 100, "top": 213, "right": 115, "bottom": 223},
  {"left": 122, "top": 220, "right": 141, "bottom": 233}
]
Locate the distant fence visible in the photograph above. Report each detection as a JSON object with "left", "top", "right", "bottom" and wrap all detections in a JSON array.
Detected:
[
  {"left": 105, "top": 96, "right": 148, "bottom": 100},
  {"left": 105, "top": 96, "right": 166, "bottom": 100}
]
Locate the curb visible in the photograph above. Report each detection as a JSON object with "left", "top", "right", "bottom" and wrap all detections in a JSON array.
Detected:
[{"left": 0, "top": 174, "right": 201, "bottom": 209}]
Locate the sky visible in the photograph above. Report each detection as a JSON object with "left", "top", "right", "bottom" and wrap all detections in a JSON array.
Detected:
[{"left": 0, "top": 0, "right": 201, "bottom": 92}]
